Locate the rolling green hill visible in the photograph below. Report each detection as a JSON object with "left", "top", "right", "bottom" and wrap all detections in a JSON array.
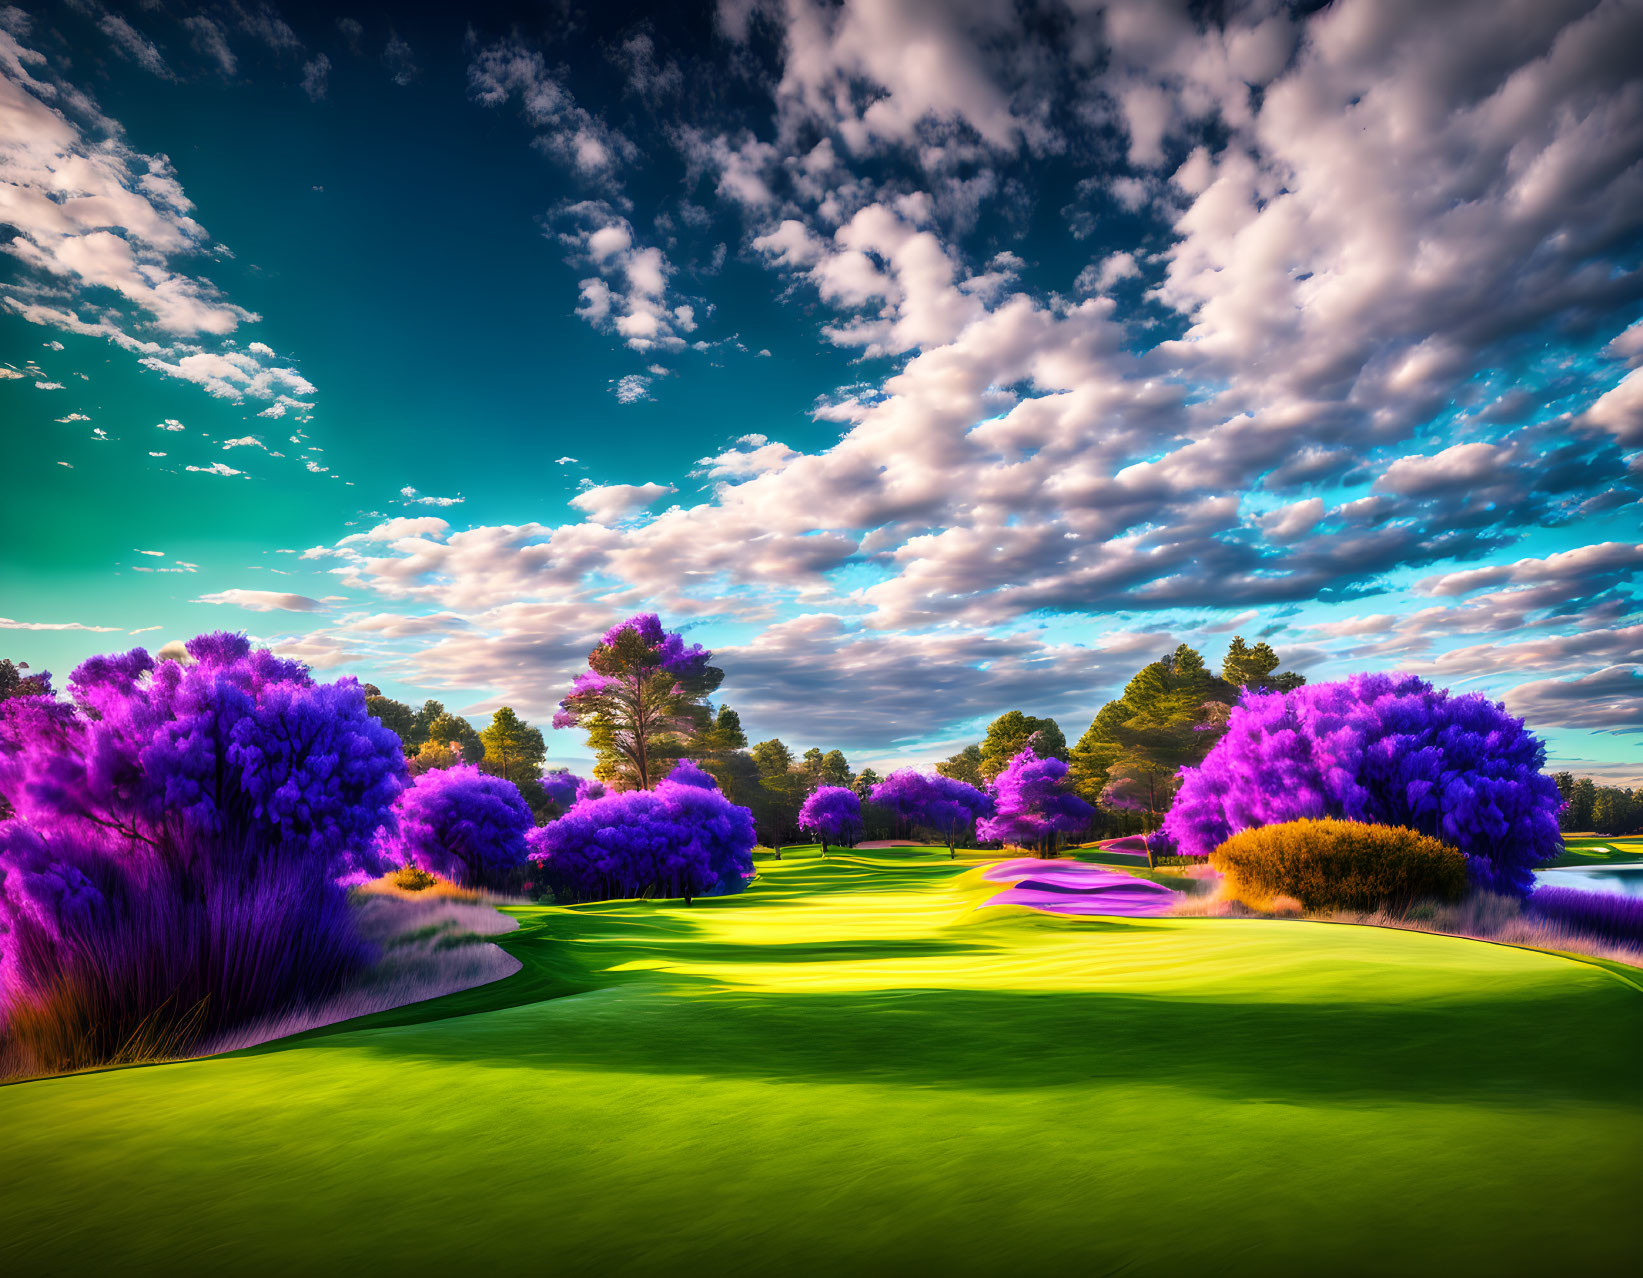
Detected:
[{"left": 3, "top": 848, "right": 1638, "bottom": 1276}]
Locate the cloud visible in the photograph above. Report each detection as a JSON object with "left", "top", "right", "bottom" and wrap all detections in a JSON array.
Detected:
[
  {"left": 0, "top": 616, "right": 121, "bottom": 632},
  {"left": 183, "top": 15, "right": 237, "bottom": 76},
  {"left": 0, "top": 28, "right": 319, "bottom": 403},
  {"left": 383, "top": 34, "right": 418, "bottom": 86},
  {"left": 400, "top": 486, "right": 464, "bottom": 507},
  {"left": 1504, "top": 667, "right": 1643, "bottom": 733},
  {"left": 54, "top": 412, "right": 90, "bottom": 423},
  {"left": 301, "top": 54, "right": 331, "bottom": 102},
  {"left": 556, "top": 202, "right": 695, "bottom": 354},
  {"left": 468, "top": 36, "right": 635, "bottom": 180},
  {"left": 194, "top": 589, "right": 326, "bottom": 613},
  {"left": 99, "top": 14, "right": 175, "bottom": 81},
  {"left": 185, "top": 462, "right": 245, "bottom": 477},
  {"left": 568, "top": 482, "right": 677, "bottom": 524},
  {"left": 612, "top": 374, "right": 653, "bottom": 404}
]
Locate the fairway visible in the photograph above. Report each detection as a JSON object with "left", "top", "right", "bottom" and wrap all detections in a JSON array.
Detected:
[{"left": 3, "top": 849, "right": 1639, "bottom": 1276}]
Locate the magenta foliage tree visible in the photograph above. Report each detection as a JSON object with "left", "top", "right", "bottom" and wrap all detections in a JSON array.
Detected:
[
  {"left": 798, "top": 785, "right": 862, "bottom": 856},
  {"left": 527, "top": 766, "right": 756, "bottom": 904},
  {"left": 553, "top": 614, "right": 723, "bottom": 790},
  {"left": 379, "top": 764, "right": 533, "bottom": 890},
  {"left": 869, "top": 770, "right": 993, "bottom": 857},
  {"left": 1161, "top": 673, "right": 1562, "bottom": 896},
  {"left": 0, "top": 633, "right": 406, "bottom": 1072},
  {"left": 976, "top": 748, "right": 1093, "bottom": 857}
]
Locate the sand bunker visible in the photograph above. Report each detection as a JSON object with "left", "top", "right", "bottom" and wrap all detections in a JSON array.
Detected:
[{"left": 980, "top": 858, "right": 1179, "bottom": 917}]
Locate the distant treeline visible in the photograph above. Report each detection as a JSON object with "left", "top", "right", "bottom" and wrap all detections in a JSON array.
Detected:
[{"left": 1552, "top": 774, "right": 1642, "bottom": 835}]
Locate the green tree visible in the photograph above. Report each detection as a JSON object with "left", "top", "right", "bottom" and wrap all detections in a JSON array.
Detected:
[
  {"left": 0, "top": 658, "right": 50, "bottom": 701},
  {"left": 1068, "top": 645, "right": 1240, "bottom": 855},
  {"left": 1222, "top": 636, "right": 1306, "bottom": 693},
  {"left": 1565, "top": 776, "right": 1598, "bottom": 830},
  {"left": 751, "top": 738, "right": 794, "bottom": 778},
  {"left": 749, "top": 739, "right": 805, "bottom": 847},
  {"left": 936, "top": 743, "right": 983, "bottom": 786},
  {"left": 424, "top": 711, "right": 483, "bottom": 764},
  {"left": 819, "top": 749, "right": 852, "bottom": 788},
  {"left": 977, "top": 712, "right": 1067, "bottom": 781},
  {"left": 480, "top": 707, "right": 546, "bottom": 787},
  {"left": 364, "top": 693, "right": 415, "bottom": 746},
  {"left": 409, "top": 699, "right": 451, "bottom": 750}
]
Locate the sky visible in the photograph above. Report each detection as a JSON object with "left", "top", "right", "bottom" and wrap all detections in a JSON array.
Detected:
[{"left": 1, "top": 0, "right": 1640, "bottom": 782}]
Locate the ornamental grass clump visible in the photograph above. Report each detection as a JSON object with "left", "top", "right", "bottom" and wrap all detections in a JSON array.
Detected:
[
  {"left": 1211, "top": 819, "right": 1469, "bottom": 914},
  {"left": 0, "top": 633, "right": 406, "bottom": 1078},
  {"left": 1527, "top": 887, "right": 1643, "bottom": 947}
]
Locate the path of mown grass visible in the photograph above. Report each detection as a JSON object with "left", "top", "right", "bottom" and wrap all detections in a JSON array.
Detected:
[{"left": 3, "top": 847, "right": 1639, "bottom": 1276}]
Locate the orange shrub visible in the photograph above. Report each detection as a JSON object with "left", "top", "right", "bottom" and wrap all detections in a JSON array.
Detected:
[{"left": 1210, "top": 819, "right": 1468, "bottom": 914}]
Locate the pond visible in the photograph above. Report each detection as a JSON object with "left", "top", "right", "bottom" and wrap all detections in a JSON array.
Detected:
[{"left": 1533, "top": 864, "right": 1643, "bottom": 898}]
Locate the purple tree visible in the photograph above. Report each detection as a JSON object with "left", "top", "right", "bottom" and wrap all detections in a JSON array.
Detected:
[
  {"left": 527, "top": 767, "right": 756, "bottom": 904},
  {"left": 663, "top": 758, "right": 721, "bottom": 790},
  {"left": 553, "top": 614, "right": 723, "bottom": 791},
  {"left": 1162, "top": 673, "right": 1563, "bottom": 896},
  {"left": 378, "top": 764, "right": 533, "bottom": 890},
  {"left": 540, "top": 770, "right": 604, "bottom": 815},
  {"left": 798, "top": 785, "right": 862, "bottom": 856},
  {"left": 870, "top": 770, "right": 994, "bottom": 857},
  {"left": 977, "top": 748, "right": 1093, "bottom": 857},
  {"left": 0, "top": 633, "right": 406, "bottom": 1074}
]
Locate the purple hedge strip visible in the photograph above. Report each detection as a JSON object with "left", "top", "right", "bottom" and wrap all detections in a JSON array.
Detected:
[
  {"left": 1527, "top": 886, "right": 1643, "bottom": 946},
  {"left": 798, "top": 785, "right": 862, "bottom": 852},
  {"left": 976, "top": 748, "right": 1092, "bottom": 854},
  {"left": 1162, "top": 673, "right": 1561, "bottom": 897},
  {"left": 527, "top": 771, "right": 756, "bottom": 903},
  {"left": 378, "top": 764, "right": 533, "bottom": 890}
]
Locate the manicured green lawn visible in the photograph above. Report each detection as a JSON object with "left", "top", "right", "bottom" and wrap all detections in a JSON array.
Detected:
[
  {"left": 1551, "top": 835, "right": 1643, "bottom": 867},
  {"left": 3, "top": 848, "right": 1638, "bottom": 1276}
]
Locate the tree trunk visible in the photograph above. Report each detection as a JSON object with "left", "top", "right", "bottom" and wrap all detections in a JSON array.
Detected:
[{"left": 821, "top": 839, "right": 829, "bottom": 858}]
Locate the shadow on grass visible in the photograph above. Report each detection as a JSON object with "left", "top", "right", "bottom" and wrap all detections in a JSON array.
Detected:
[{"left": 306, "top": 979, "right": 1643, "bottom": 1109}]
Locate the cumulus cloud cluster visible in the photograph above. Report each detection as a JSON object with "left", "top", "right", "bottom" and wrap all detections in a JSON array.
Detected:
[
  {"left": 286, "top": 0, "right": 1639, "bottom": 751},
  {"left": 0, "top": 23, "right": 315, "bottom": 405}
]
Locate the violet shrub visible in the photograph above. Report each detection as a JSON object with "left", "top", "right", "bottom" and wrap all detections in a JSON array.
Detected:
[
  {"left": 1162, "top": 673, "right": 1562, "bottom": 896},
  {"left": 527, "top": 766, "right": 756, "bottom": 904},
  {"left": 378, "top": 764, "right": 533, "bottom": 890},
  {"left": 0, "top": 633, "right": 406, "bottom": 1076}
]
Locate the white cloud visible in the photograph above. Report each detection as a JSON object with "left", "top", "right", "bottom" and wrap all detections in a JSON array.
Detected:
[
  {"left": 0, "top": 27, "right": 318, "bottom": 404},
  {"left": 185, "top": 462, "right": 244, "bottom": 477},
  {"left": 400, "top": 486, "right": 465, "bottom": 507},
  {"left": 194, "top": 589, "right": 326, "bottom": 613},
  {"left": 0, "top": 616, "right": 120, "bottom": 632},
  {"left": 568, "top": 482, "right": 677, "bottom": 524}
]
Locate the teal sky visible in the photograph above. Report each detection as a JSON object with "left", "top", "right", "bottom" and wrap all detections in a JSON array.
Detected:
[{"left": 2, "top": 0, "right": 1640, "bottom": 781}]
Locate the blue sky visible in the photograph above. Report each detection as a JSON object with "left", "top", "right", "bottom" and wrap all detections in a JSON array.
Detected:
[{"left": 1, "top": 0, "right": 1640, "bottom": 780}]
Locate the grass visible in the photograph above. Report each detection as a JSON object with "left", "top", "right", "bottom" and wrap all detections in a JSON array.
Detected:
[
  {"left": 2, "top": 846, "right": 1638, "bottom": 1276},
  {"left": 1549, "top": 835, "right": 1643, "bottom": 867}
]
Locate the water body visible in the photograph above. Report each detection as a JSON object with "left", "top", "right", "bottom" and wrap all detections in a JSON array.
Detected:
[{"left": 1533, "top": 865, "right": 1643, "bottom": 898}]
